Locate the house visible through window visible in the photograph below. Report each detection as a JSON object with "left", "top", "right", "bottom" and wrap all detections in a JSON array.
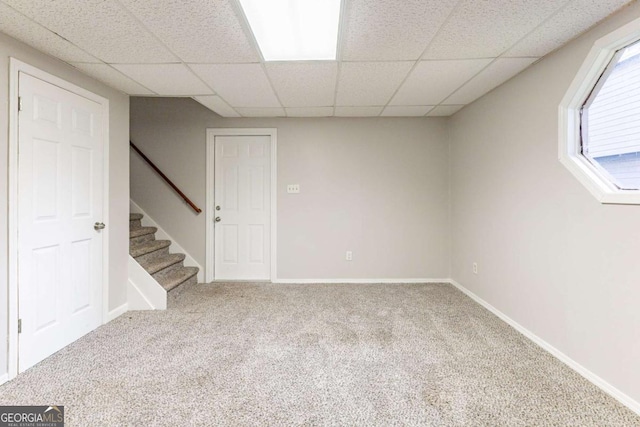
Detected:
[{"left": 582, "top": 40, "right": 640, "bottom": 190}]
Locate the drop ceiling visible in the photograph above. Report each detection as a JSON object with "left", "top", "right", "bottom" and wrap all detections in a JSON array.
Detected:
[{"left": 0, "top": 0, "right": 632, "bottom": 117}]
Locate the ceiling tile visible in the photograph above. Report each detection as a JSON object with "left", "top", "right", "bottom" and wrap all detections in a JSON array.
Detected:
[
  {"left": 72, "top": 63, "right": 155, "bottom": 95},
  {"left": 445, "top": 58, "right": 537, "bottom": 104},
  {"left": 193, "top": 96, "right": 240, "bottom": 117},
  {"left": 236, "top": 107, "right": 286, "bottom": 117},
  {"left": 506, "top": 0, "right": 631, "bottom": 57},
  {"left": 265, "top": 62, "right": 337, "bottom": 107},
  {"left": 0, "top": 3, "right": 98, "bottom": 63},
  {"left": 334, "top": 106, "right": 383, "bottom": 117},
  {"left": 118, "top": 0, "right": 259, "bottom": 63},
  {"left": 423, "top": 0, "right": 567, "bottom": 59},
  {"left": 3, "top": 0, "right": 177, "bottom": 63},
  {"left": 341, "top": 0, "right": 459, "bottom": 60},
  {"left": 381, "top": 106, "right": 434, "bottom": 117},
  {"left": 427, "top": 105, "right": 465, "bottom": 116},
  {"left": 286, "top": 107, "right": 334, "bottom": 117},
  {"left": 390, "top": 60, "right": 492, "bottom": 105},
  {"left": 190, "top": 64, "right": 281, "bottom": 108},
  {"left": 336, "top": 62, "right": 413, "bottom": 106},
  {"left": 112, "top": 64, "right": 211, "bottom": 95},
  {"left": 4, "top": 0, "right": 623, "bottom": 108}
]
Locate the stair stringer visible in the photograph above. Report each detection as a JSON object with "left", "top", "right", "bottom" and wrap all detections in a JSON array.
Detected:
[
  {"left": 130, "top": 199, "right": 205, "bottom": 283},
  {"left": 128, "top": 255, "right": 167, "bottom": 310}
]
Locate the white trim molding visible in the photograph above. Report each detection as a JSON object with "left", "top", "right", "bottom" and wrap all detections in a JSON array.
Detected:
[
  {"left": 449, "top": 279, "right": 640, "bottom": 416},
  {"left": 127, "top": 256, "right": 167, "bottom": 310},
  {"left": 273, "top": 278, "right": 450, "bottom": 284},
  {"left": 0, "top": 373, "right": 8, "bottom": 387},
  {"left": 559, "top": 16, "right": 640, "bottom": 205},
  {"left": 7, "top": 58, "right": 110, "bottom": 381},
  {"left": 205, "top": 128, "right": 278, "bottom": 283},
  {"left": 106, "top": 303, "right": 129, "bottom": 322}
]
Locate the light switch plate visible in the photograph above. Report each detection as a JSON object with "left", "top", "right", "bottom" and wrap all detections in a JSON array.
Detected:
[{"left": 287, "top": 184, "right": 300, "bottom": 194}]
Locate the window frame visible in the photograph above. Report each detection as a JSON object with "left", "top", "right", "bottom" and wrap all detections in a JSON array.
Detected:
[{"left": 559, "top": 17, "right": 640, "bottom": 205}]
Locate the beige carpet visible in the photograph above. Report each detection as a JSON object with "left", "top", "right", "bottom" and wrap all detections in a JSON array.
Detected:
[{"left": 0, "top": 282, "right": 638, "bottom": 426}]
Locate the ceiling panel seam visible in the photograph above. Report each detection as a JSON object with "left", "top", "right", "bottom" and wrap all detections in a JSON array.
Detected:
[
  {"left": 112, "top": 0, "right": 219, "bottom": 97},
  {"left": 381, "top": 0, "right": 467, "bottom": 116}
]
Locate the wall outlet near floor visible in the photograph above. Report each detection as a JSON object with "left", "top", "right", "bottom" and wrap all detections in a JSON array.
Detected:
[
  {"left": 287, "top": 184, "right": 300, "bottom": 194},
  {"left": 346, "top": 251, "right": 353, "bottom": 261},
  {"left": 472, "top": 262, "right": 478, "bottom": 275}
]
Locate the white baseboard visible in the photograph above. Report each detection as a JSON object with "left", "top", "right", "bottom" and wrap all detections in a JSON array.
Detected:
[
  {"left": 272, "top": 278, "right": 450, "bottom": 284},
  {"left": 0, "top": 373, "right": 8, "bottom": 386},
  {"left": 106, "top": 302, "right": 128, "bottom": 322},
  {"left": 449, "top": 279, "right": 640, "bottom": 416},
  {"left": 130, "top": 200, "right": 204, "bottom": 283}
]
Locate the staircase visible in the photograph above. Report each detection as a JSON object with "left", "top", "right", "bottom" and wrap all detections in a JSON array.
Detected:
[{"left": 129, "top": 213, "right": 199, "bottom": 295}]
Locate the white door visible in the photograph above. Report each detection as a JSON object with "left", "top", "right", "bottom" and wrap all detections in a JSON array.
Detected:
[
  {"left": 214, "top": 135, "right": 271, "bottom": 280},
  {"left": 18, "top": 72, "right": 104, "bottom": 371}
]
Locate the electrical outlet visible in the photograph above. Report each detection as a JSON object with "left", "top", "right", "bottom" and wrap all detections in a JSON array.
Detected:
[
  {"left": 472, "top": 262, "right": 478, "bottom": 275},
  {"left": 346, "top": 251, "right": 353, "bottom": 261},
  {"left": 287, "top": 184, "right": 300, "bottom": 194}
]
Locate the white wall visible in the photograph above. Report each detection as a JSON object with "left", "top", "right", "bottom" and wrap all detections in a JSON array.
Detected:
[
  {"left": 0, "top": 33, "right": 130, "bottom": 379},
  {"left": 130, "top": 98, "right": 450, "bottom": 280},
  {"left": 449, "top": 2, "right": 640, "bottom": 406}
]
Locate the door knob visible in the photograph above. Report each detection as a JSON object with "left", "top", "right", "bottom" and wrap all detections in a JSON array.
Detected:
[
  {"left": 216, "top": 205, "right": 221, "bottom": 211},
  {"left": 215, "top": 217, "right": 221, "bottom": 222},
  {"left": 94, "top": 222, "right": 106, "bottom": 230}
]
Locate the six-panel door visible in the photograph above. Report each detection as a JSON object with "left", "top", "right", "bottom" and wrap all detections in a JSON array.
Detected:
[
  {"left": 18, "top": 72, "right": 104, "bottom": 371},
  {"left": 214, "top": 135, "right": 271, "bottom": 280}
]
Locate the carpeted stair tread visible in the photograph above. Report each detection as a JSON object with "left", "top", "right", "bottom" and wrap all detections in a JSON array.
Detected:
[
  {"left": 158, "top": 267, "right": 199, "bottom": 292},
  {"left": 129, "top": 226, "right": 157, "bottom": 239},
  {"left": 140, "top": 253, "right": 185, "bottom": 275},
  {"left": 130, "top": 239, "right": 171, "bottom": 258},
  {"left": 128, "top": 211, "right": 197, "bottom": 295}
]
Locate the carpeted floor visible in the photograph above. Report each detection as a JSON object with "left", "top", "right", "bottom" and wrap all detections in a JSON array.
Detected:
[{"left": 0, "top": 282, "right": 638, "bottom": 426}]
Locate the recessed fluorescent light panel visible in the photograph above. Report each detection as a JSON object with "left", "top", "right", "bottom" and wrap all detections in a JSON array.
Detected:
[{"left": 238, "top": 0, "right": 341, "bottom": 61}]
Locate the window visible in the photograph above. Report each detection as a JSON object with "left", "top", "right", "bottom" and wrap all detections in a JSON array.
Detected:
[
  {"left": 560, "top": 17, "right": 640, "bottom": 204},
  {"left": 582, "top": 41, "right": 640, "bottom": 190}
]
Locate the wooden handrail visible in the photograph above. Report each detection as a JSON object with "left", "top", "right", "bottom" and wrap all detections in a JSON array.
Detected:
[{"left": 130, "top": 141, "right": 202, "bottom": 214}]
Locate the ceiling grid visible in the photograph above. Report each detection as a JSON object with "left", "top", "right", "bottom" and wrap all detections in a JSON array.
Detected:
[{"left": 0, "top": 0, "right": 632, "bottom": 117}]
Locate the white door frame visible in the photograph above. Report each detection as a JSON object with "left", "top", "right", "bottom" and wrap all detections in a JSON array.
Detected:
[
  {"left": 205, "top": 128, "right": 277, "bottom": 282},
  {"left": 7, "top": 58, "right": 110, "bottom": 380}
]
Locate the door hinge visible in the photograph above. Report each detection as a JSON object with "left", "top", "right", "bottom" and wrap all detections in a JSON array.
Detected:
[
  {"left": 18, "top": 96, "right": 23, "bottom": 112},
  {"left": 18, "top": 319, "right": 22, "bottom": 334}
]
